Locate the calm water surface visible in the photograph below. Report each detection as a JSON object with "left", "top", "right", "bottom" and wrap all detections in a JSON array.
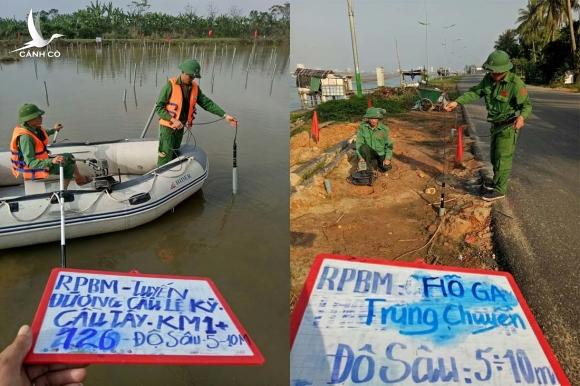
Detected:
[{"left": 0, "top": 41, "right": 289, "bottom": 386}]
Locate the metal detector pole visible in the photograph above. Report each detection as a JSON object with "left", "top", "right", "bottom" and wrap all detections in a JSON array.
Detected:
[
  {"left": 140, "top": 105, "right": 157, "bottom": 138},
  {"left": 59, "top": 163, "right": 66, "bottom": 268},
  {"left": 232, "top": 122, "right": 238, "bottom": 195}
]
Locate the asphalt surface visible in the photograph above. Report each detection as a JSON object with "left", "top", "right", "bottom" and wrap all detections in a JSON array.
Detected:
[{"left": 458, "top": 74, "right": 580, "bottom": 382}]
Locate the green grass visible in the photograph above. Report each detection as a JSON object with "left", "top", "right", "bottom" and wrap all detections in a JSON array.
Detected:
[
  {"left": 428, "top": 76, "right": 461, "bottom": 90},
  {"left": 428, "top": 76, "right": 462, "bottom": 100},
  {"left": 315, "top": 94, "right": 416, "bottom": 122},
  {"left": 301, "top": 159, "right": 327, "bottom": 181}
]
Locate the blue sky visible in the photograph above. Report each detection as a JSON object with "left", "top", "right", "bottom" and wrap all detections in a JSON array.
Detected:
[{"left": 291, "top": 0, "right": 530, "bottom": 73}]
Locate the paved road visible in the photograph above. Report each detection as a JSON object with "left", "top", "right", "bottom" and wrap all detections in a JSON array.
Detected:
[{"left": 458, "top": 75, "right": 580, "bottom": 381}]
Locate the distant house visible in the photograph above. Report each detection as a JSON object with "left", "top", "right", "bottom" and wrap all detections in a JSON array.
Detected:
[{"left": 294, "top": 67, "right": 352, "bottom": 108}]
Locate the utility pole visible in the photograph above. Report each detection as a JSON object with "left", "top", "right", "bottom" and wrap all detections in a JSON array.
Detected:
[
  {"left": 347, "top": 0, "right": 363, "bottom": 97},
  {"left": 418, "top": 13, "right": 429, "bottom": 83},
  {"left": 395, "top": 37, "right": 402, "bottom": 86}
]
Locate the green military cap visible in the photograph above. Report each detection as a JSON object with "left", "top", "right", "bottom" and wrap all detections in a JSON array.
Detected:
[
  {"left": 483, "top": 50, "right": 513, "bottom": 73},
  {"left": 178, "top": 59, "right": 201, "bottom": 78},
  {"left": 363, "top": 107, "right": 387, "bottom": 119},
  {"left": 18, "top": 103, "right": 45, "bottom": 124}
]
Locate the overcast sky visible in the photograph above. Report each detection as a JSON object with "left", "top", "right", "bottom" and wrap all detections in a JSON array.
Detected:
[
  {"left": 291, "top": 0, "right": 530, "bottom": 73},
  {"left": 1, "top": 0, "right": 279, "bottom": 19}
]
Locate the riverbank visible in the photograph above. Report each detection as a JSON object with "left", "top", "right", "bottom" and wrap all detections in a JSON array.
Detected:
[
  {"left": 0, "top": 36, "right": 288, "bottom": 46},
  {"left": 290, "top": 107, "right": 497, "bottom": 308}
]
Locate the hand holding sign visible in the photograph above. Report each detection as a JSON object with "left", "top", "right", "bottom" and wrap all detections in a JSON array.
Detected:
[
  {"left": 0, "top": 325, "right": 87, "bottom": 386},
  {"left": 26, "top": 269, "right": 263, "bottom": 366}
]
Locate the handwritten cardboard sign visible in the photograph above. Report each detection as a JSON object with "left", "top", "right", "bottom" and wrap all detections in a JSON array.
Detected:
[
  {"left": 26, "top": 268, "right": 264, "bottom": 365},
  {"left": 291, "top": 254, "right": 569, "bottom": 386}
]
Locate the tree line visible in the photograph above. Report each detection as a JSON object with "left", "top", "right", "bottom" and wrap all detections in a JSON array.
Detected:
[
  {"left": 494, "top": 0, "right": 579, "bottom": 85},
  {"left": 0, "top": 1, "right": 289, "bottom": 40}
]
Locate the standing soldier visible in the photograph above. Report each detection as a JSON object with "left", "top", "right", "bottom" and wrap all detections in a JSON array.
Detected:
[
  {"left": 445, "top": 50, "right": 532, "bottom": 201},
  {"left": 155, "top": 59, "right": 238, "bottom": 166}
]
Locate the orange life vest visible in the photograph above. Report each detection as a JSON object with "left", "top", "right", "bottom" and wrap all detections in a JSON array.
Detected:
[
  {"left": 159, "top": 77, "right": 199, "bottom": 128},
  {"left": 10, "top": 125, "right": 50, "bottom": 180}
]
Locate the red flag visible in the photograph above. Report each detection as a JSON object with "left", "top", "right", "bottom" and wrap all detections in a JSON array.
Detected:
[
  {"left": 311, "top": 111, "right": 320, "bottom": 143},
  {"left": 456, "top": 125, "right": 465, "bottom": 163},
  {"left": 253, "top": 29, "right": 258, "bottom": 38},
  {"left": 208, "top": 29, "right": 213, "bottom": 37},
  {"left": 367, "top": 97, "right": 372, "bottom": 108}
]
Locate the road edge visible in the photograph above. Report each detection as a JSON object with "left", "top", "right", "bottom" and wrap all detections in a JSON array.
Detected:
[{"left": 459, "top": 95, "right": 576, "bottom": 381}]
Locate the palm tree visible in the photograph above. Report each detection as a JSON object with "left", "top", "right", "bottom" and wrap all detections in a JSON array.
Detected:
[
  {"left": 517, "top": 0, "right": 578, "bottom": 57},
  {"left": 517, "top": 0, "right": 543, "bottom": 61}
]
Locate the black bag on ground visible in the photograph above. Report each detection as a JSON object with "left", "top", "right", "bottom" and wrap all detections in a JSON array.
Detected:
[{"left": 347, "top": 170, "right": 376, "bottom": 186}]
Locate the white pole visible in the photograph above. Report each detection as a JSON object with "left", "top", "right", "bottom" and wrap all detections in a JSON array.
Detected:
[
  {"left": 347, "top": 0, "right": 363, "bottom": 96},
  {"left": 59, "top": 163, "right": 66, "bottom": 267},
  {"left": 232, "top": 124, "right": 238, "bottom": 194}
]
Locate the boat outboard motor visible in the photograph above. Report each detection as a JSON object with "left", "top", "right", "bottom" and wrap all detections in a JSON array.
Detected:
[
  {"left": 84, "top": 159, "right": 109, "bottom": 177},
  {"left": 83, "top": 159, "right": 118, "bottom": 192}
]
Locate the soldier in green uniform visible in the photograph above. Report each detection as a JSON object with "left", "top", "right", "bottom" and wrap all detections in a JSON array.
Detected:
[
  {"left": 445, "top": 50, "right": 532, "bottom": 201},
  {"left": 356, "top": 107, "right": 394, "bottom": 172},
  {"left": 10, "top": 104, "right": 90, "bottom": 189},
  {"left": 155, "top": 59, "right": 238, "bottom": 166}
]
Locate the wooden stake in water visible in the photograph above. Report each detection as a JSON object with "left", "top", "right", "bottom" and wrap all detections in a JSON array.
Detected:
[
  {"left": 155, "top": 57, "right": 158, "bottom": 87},
  {"left": 210, "top": 44, "right": 217, "bottom": 93},
  {"left": 245, "top": 40, "right": 257, "bottom": 90},
  {"left": 44, "top": 81, "right": 49, "bottom": 106},
  {"left": 230, "top": 46, "right": 236, "bottom": 78},
  {"left": 269, "top": 61, "right": 277, "bottom": 96},
  {"left": 34, "top": 59, "right": 38, "bottom": 80},
  {"left": 133, "top": 85, "right": 138, "bottom": 108},
  {"left": 219, "top": 45, "right": 225, "bottom": 73},
  {"left": 132, "top": 63, "right": 137, "bottom": 85},
  {"left": 123, "top": 88, "right": 127, "bottom": 104}
]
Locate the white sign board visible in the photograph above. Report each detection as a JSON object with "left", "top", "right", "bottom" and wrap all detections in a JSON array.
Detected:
[
  {"left": 291, "top": 254, "right": 569, "bottom": 386},
  {"left": 27, "top": 269, "right": 263, "bottom": 365}
]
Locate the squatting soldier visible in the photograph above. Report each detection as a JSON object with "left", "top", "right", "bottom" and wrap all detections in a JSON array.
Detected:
[
  {"left": 356, "top": 107, "right": 394, "bottom": 172},
  {"left": 155, "top": 59, "right": 238, "bottom": 166},
  {"left": 10, "top": 103, "right": 90, "bottom": 189},
  {"left": 445, "top": 50, "right": 532, "bottom": 201}
]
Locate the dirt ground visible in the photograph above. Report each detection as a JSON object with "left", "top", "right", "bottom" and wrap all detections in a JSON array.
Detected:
[{"left": 290, "top": 111, "right": 497, "bottom": 308}]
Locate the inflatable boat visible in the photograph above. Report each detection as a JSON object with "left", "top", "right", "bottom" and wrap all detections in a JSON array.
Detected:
[{"left": 0, "top": 139, "right": 208, "bottom": 249}]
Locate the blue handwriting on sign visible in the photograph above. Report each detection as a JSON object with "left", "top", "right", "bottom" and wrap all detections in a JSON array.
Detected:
[
  {"left": 326, "top": 342, "right": 558, "bottom": 385},
  {"left": 55, "top": 274, "right": 118, "bottom": 294},
  {"left": 329, "top": 342, "right": 459, "bottom": 384},
  {"left": 362, "top": 274, "right": 525, "bottom": 344},
  {"left": 316, "top": 265, "right": 393, "bottom": 295}
]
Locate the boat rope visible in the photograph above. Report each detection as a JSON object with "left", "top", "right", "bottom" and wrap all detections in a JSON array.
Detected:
[
  {"left": 104, "top": 173, "right": 159, "bottom": 203},
  {"left": 0, "top": 193, "right": 59, "bottom": 222},
  {"left": 192, "top": 117, "right": 226, "bottom": 126},
  {"left": 0, "top": 158, "right": 194, "bottom": 220},
  {"left": 184, "top": 116, "right": 226, "bottom": 149},
  {"left": 66, "top": 191, "right": 106, "bottom": 214},
  {"left": 104, "top": 157, "right": 192, "bottom": 203}
]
